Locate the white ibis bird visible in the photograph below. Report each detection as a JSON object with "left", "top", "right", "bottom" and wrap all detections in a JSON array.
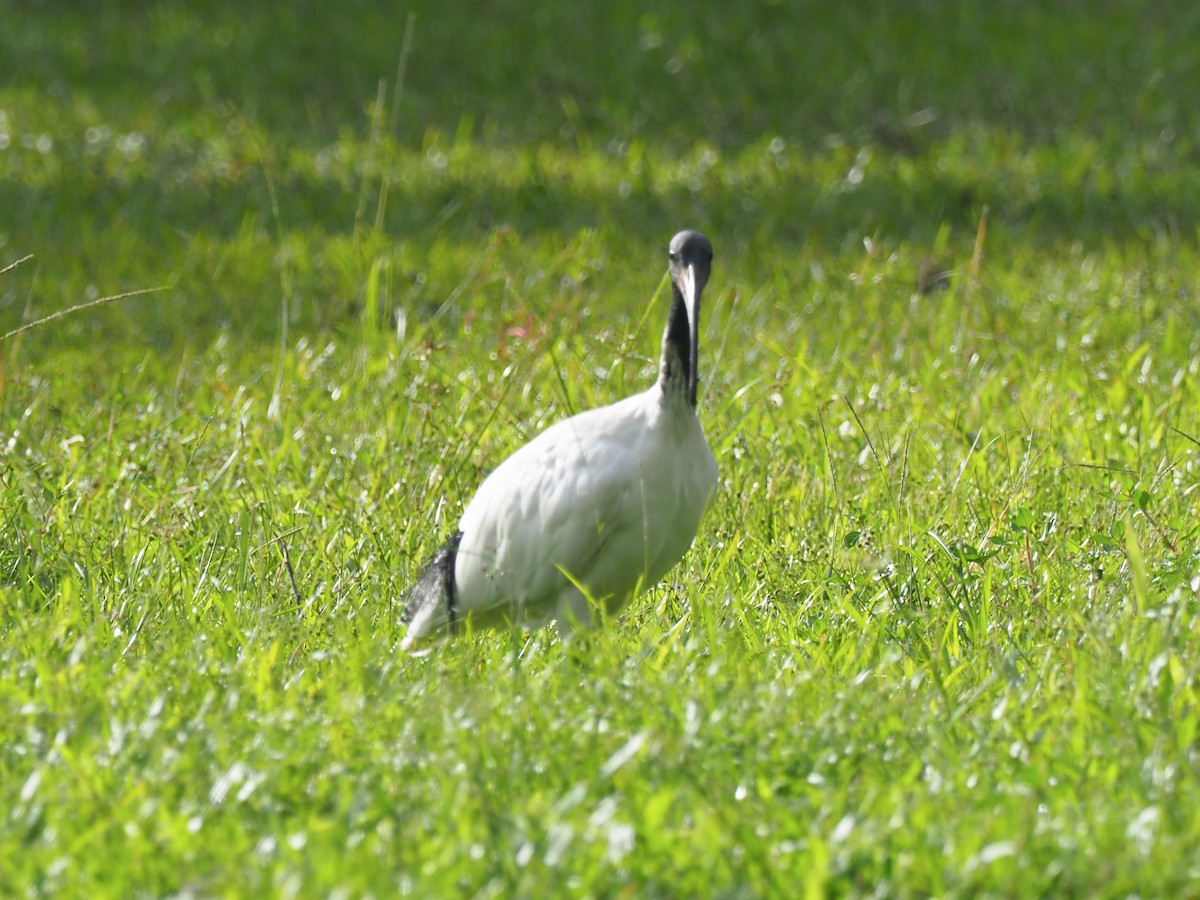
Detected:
[{"left": 400, "top": 230, "right": 717, "bottom": 650}]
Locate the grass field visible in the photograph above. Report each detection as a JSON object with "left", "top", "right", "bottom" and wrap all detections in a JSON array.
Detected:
[{"left": 2, "top": 0, "right": 1200, "bottom": 895}]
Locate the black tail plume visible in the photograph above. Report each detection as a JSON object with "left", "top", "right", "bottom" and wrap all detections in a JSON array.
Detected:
[{"left": 400, "top": 531, "right": 463, "bottom": 632}]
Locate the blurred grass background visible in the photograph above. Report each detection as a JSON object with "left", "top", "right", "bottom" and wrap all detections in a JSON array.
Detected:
[{"left": 4, "top": 0, "right": 1199, "bottom": 349}]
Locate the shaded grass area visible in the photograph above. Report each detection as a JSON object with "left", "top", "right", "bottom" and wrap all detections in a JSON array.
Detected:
[
  {"left": 3, "top": 0, "right": 1199, "bottom": 349},
  {"left": 2, "top": 0, "right": 1200, "bottom": 896}
]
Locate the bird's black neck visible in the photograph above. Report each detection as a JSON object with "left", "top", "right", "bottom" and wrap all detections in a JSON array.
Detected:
[{"left": 659, "top": 284, "right": 697, "bottom": 407}]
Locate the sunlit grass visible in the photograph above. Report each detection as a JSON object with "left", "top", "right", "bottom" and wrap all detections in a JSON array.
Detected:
[{"left": 2, "top": 0, "right": 1200, "bottom": 896}]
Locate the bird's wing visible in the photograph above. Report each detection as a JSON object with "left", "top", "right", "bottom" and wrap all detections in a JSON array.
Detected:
[{"left": 454, "top": 396, "right": 661, "bottom": 624}]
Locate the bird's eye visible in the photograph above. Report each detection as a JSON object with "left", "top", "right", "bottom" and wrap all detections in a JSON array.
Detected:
[{"left": 668, "top": 250, "right": 679, "bottom": 262}]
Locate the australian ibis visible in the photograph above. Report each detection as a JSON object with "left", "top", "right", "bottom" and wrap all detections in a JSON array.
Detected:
[{"left": 400, "top": 230, "right": 718, "bottom": 649}]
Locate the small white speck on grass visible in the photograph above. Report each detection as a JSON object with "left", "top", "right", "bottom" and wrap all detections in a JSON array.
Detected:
[
  {"left": 588, "top": 796, "right": 619, "bottom": 827},
  {"left": 967, "top": 841, "right": 1017, "bottom": 871},
  {"left": 187, "top": 816, "right": 203, "bottom": 834},
  {"left": 992, "top": 696, "right": 1008, "bottom": 720},
  {"left": 209, "top": 761, "right": 245, "bottom": 805},
  {"left": 116, "top": 132, "right": 145, "bottom": 155},
  {"left": 845, "top": 149, "right": 871, "bottom": 186},
  {"left": 288, "top": 831, "right": 307, "bottom": 851},
  {"left": 19, "top": 769, "right": 41, "bottom": 802},
  {"left": 831, "top": 814, "right": 855, "bottom": 844},
  {"left": 544, "top": 823, "right": 574, "bottom": 867},
  {"left": 1146, "top": 651, "right": 1170, "bottom": 686},
  {"left": 552, "top": 782, "right": 588, "bottom": 816},
  {"left": 107, "top": 719, "right": 127, "bottom": 756},
  {"left": 84, "top": 125, "right": 111, "bottom": 149},
  {"left": 515, "top": 842, "right": 534, "bottom": 868},
  {"left": 141, "top": 693, "right": 165, "bottom": 724},
  {"left": 925, "top": 766, "right": 944, "bottom": 794},
  {"left": 600, "top": 732, "right": 647, "bottom": 779},
  {"left": 1127, "top": 805, "right": 1160, "bottom": 855},
  {"left": 606, "top": 822, "right": 635, "bottom": 863},
  {"left": 375, "top": 819, "right": 394, "bottom": 843},
  {"left": 208, "top": 761, "right": 265, "bottom": 805}
]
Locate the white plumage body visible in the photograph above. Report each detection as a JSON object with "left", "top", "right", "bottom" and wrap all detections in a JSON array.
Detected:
[{"left": 453, "top": 381, "right": 717, "bottom": 635}]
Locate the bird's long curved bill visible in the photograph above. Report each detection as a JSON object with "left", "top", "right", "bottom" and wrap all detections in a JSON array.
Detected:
[{"left": 682, "top": 265, "right": 701, "bottom": 405}]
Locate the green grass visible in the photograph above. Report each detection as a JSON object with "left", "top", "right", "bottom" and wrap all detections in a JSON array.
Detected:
[{"left": 2, "top": 0, "right": 1200, "bottom": 895}]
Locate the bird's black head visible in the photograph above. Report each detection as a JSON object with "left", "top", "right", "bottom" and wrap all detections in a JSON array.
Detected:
[{"left": 668, "top": 230, "right": 714, "bottom": 296}]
